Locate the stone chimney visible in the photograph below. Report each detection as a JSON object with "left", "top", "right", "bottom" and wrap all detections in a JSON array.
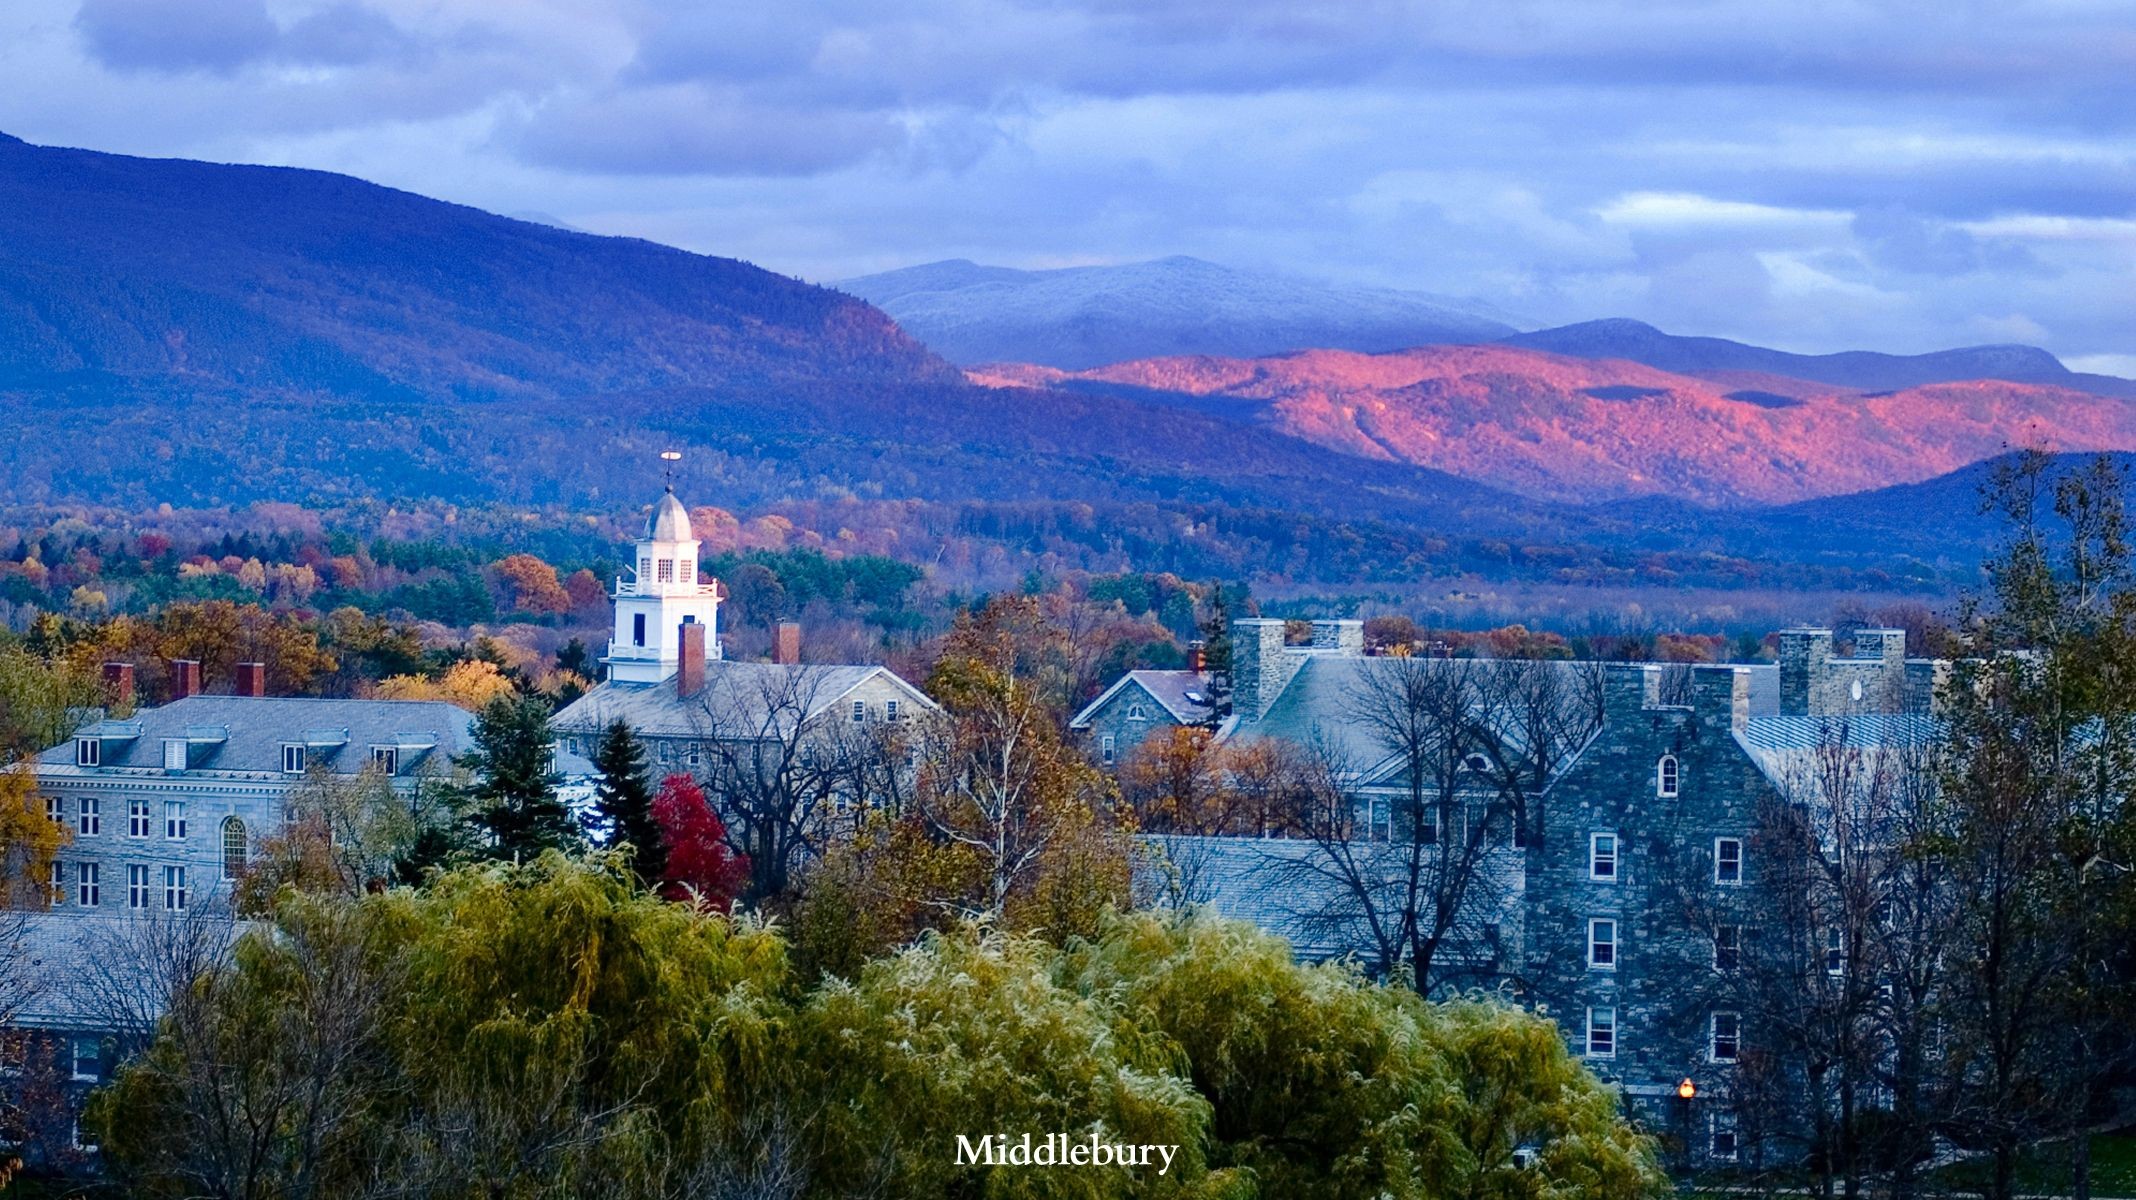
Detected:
[
  {"left": 1777, "top": 629, "right": 1832, "bottom": 716},
  {"left": 1309, "top": 619, "right": 1365, "bottom": 655},
  {"left": 1692, "top": 664, "right": 1751, "bottom": 733},
  {"left": 1187, "top": 640, "right": 1206, "bottom": 674},
  {"left": 101, "top": 661, "right": 135, "bottom": 710},
  {"left": 169, "top": 659, "right": 202, "bottom": 701},
  {"left": 234, "top": 661, "right": 267, "bottom": 698},
  {"left": 1231, "top": 619, "right": 1300, "bottom": 722},
  {"left": 774, "top": 620, "right": 802, "bottom": 666},
  {"left": 677, "top": 619, "right": 706, "bottom": 698},
  {"left": 1601, "top": 663, "right": 1659, "bottom": 723}
]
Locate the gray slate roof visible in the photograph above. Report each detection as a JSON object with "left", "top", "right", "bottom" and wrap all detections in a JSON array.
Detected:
[
  {"left": 1737, "top": 713, "right": 1942, "bottom": 791},
  {"left": 35, "top": 695, "right": 473, "bottom": 777},
  {"left": 1141, "top": 835, "right": 1359, "bottom": 960},
  {"left": 2, "top": 910, "right": 245, "bottom": 1034},
  {"left": 1069, "top": 670, "right": 1214, "bottom": 728},
  {"left": 552, "top": 662, "right": 928, "bottom": 739}
]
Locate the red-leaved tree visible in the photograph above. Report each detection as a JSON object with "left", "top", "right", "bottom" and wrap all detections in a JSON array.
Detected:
[{"left": 651, "top": 774, "right": 749, "bottom": 912}]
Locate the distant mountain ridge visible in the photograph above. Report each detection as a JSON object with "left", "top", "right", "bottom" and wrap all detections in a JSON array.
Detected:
[
  {"left": 837, "top": 256, "right": 1523, "bottom": 369},
  {"left": 1500, "top": 318, "right": 2136, "bottom": 399},
  {"left": 982, "top": 345, "right": 2136, "bottom": 506}
]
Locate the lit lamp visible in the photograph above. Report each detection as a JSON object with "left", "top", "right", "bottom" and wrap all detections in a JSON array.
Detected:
[{"left": 1677, "top": 1078, "right": 1698, "bottom": 1100}]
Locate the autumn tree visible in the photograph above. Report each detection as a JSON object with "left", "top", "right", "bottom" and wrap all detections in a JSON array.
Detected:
[
  {"left": 650, "top": 774, "right": 748, "bottom": 911},
  {"left": 493, "top": 553, "right": 571, "bottom": 615},
  {"left": 0, "top": 642, "right": 106, "bottom": 758},
  {"left": 376, "top": 657, "right": 517, "bottom": 710}
]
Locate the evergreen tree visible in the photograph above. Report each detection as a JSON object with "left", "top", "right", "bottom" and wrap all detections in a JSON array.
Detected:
[
  {"left": 1198, "top": 584, "right": 1235, "bottom": 722},
  {"left": 458, "top": 695, "right": 574, "bottom": 861},
  {"left": 590, "top": 720, "right": 665, "bottom": 884}
]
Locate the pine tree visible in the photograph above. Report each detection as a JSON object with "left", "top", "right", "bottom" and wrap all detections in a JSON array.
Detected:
[
  {"left": 1198, "top": 585, "right": 1235, "bottom": 722},
  {"left": 458, "top": 695, "right": 574, "bottom": 861},
  {"left": 590, "top": 719, "right": 665, "bottom": 884}
]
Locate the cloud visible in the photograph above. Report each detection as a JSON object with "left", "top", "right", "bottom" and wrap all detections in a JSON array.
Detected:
[{"left": 75, "top": 0, "right": 278, "bottom": 74}]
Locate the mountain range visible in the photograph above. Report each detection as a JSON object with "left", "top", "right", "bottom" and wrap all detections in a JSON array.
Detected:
[
  {"left": 1, "top": 129, "right": 2130, "bottom": 591},
  {"left": 837, "top": 257, "right": 1523, "bottom": 370},
  {"left": 977, "top": 346, "right": 2136, "bottom": 506}
]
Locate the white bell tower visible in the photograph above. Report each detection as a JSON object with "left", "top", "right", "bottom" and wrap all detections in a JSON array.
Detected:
[{"left": 602, "top": 481, "right": 722, "bottom": 685}]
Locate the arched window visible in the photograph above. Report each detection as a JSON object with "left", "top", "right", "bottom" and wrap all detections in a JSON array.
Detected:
[
  {"left": 221, "top": 817, "right": 247, "bottom": 881},
  {"left": 1657, "top": 755, "right": 1680, "bottom": 798}
]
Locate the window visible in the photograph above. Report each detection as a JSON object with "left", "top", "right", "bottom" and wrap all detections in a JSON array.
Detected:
[
  {"left": 1372, "top": 798, "right": 1392, "bottom": 843},
  {"left": 75, "top": 737, "right": 99, "bottom": 766},
  {"left": 1464, "top": 753, "right": 1491, "bottom": 773},
  {"left": 1715, "top": 837, "right": 1743, "bottom": 885},
  {"left": 885, "top": 699, "right": 901, "bottom": 722},
  {"left": 1588, "top": 918, "right": 1617, "bottom": 969},
  {"left": 48, "top": 860, "right": 62, "bottom": 906},
  {"left": 1825, "top": 928, "right": 1845, "bottom": 977},
  {"left": 679, "top": 558, "right": 693, "bottom": 582},
  {"left": 851, "top": 700, "right": 866, "bottom": 724},
  {"left": 75, "top": 862, "right": 99, "bottom": 907},
  {"left": 282, "top": 743, "right": 306, "bottom": 774},
  {"left": 1714, "top": 924, "right": 1742, "bottom": 971},
  {"left": 44, "top": 796, "right": 63, "bottom": 824},
  {"left": 1589, "top": 833, "right": 1618, "bottom": 881},
  {"left": 77, "top": 797, "right": 100, "bottom": 836},
  {"left": 163, "top": 739, "right": 187, "bottom": 771},
  {"left": 1710, "top": 1112, "right": 1739, "bottom": 1162},
  {"left": 128, "top": 864, "right": 149, "bottom": 910},
  {"left": 1710, "top": 1011, "right": 1740, "bottom": 1062},
  {"left": 222, "top": 818, "right": 248, "bottom": 880},
  {"left": 637, "top": 555, "right": 650, "bottom": 580},
  {"left": 632, "top": 612, "right": 646, "bottom": 646},
  {"left": 1100, "top": 734, "right": 1116, "bottom": 764},
  {"left": 1128, "top": 704, "right": 1147, "bottom": 722},
  {"left": 657, "top": 558, "right": 675, "bottom": 583},
  {"left": 71, "top": 1038, "right": 99, "bottom": 1083},
  {"left": 1586, "top": 1007, "right": 1616, "bottom": 1058},
  {"left": 372, "top": 747, "right": 399, "bottom": 775},
  {"left": 128, "top": 800, "right": 151, "bottom": 838},
  {"left": 165, "top": 801, "right": 186, "bottom": 840},
  {"left": 163, "top": 865, "right": 187, "bottom": 911},
  {"left": 1657, "top": 754, "right": 1680, "bottom": 798}
]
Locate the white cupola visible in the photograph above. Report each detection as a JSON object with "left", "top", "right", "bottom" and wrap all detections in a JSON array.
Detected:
[{"left": 602, "top": 487, "right": 722, "bottom": 684}]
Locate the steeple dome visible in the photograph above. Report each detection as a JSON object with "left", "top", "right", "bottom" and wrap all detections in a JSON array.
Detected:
[{"left": 647, "top": 489, "right": 692, "bottom": 542}]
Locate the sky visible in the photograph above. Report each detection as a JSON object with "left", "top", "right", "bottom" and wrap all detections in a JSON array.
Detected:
[{"left": 2, "top": 0, "right": 2132, "bottom": 369}]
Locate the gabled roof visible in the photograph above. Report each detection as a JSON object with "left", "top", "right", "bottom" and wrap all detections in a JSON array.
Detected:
[
  {"left": 1069, "top": 670, "right": 1214, "bottom": 729},
  {"left": 33, "top": 695, "right": 472, "bottom": 777},
  {"left": 552, "top": 661, "right": 934, "bottom": 740},
  {"left": 1736, "top": 714, "right": 1942, "bottom": 791},
  {"left": 4, "top": 910, "right": 247, "bottom": 1033}
]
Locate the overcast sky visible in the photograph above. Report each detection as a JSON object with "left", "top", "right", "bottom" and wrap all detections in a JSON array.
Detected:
[{"left": 2, "top": 0, "right": 2132, "bottom": 369}]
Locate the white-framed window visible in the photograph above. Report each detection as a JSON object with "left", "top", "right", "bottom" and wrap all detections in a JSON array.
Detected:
[
  {"left": 1714, "top": 923, "right": 1742, "bottom": 971},
  {"left": 1825, "top": 927, "right": 1845, "bottom": 977},
  {"left": 128, "top": 864, "right": 150, "bottom": 909},
  {"left": 372, "top": 746, "right": 399, "bottom": 775},
  {"left": 678, "top": 558, "right": 693, "bottom": 582},
  {"left": 1588, "top": 918, "right": 1617, "bottom": 969},
  {"left": 1586, "top": 1006, "right": 1616, "bottom": 1058},
  {"left": 71, "top": 1038, "right": 99, "bottom": 1083},
  {"left": 851, "top": 700, "right": 866, "bottom": 723},
  {"left": 1715, "top": 837, "right": 1743, "bottom": 885},
  {"left": 222, "top": 818, "right": 248, "bottom": 881},
  {"left": 632, "top": 613, "right": 646, "bottom": 646},
  {"left": 1373, "top": 798, "right": 1393, "bottom": 843},
  {"left": 163, "top": 739, "right": 187, "bottom": 771},
  {"left": 44, "top": 796, "right": 63, "bottom": 825},
  {"left": 128, "top": 800, "right": 151, "bottom": 838},
  {"left": 1589, "top": 832, "right": 1618, "bottom": 881},
  {"left": 1100, "top": 734, "right": 1116, "bottom": 764},
  {"left": 77, "top": 797, "right": 100, "bottom": 836},
  {"left": 164, "top": 865, "right": 187, "bottom": 911},
  {"left": 637, "top": 555, "right": 651, "bottom": 579},
  {"left": 282, "top": 743, "right": 306, "bottom": 774},
  {"left": 885, "top": 699, "right": 901, "bottom": 722},
  {"left": 1657, "top": 754, "right": 1680, "bottom": 797},
  {"left": 48, "top": 860, "right": 62, "bottom": 906},
  {"left": 1710, "top": 1112, "right": 1739, "bottom": 1162},
  {"left": 1464, "top": 753, "right": 1491, "bottom": 773},
  {"left": 76, "top": 862, "right": 99, "bottom": 907},
  {"left": 75, "top": 737, "right": 99, "bottom": 767},
  {"left": 1128, "top": 703, "right": 1147, "bottom": 722},
  {"left": 165, "top": 801, "right": 187, "bottom": 840},
  {"left": 1710, "top": 1011, "right": 1741, "bottom": 1062}
]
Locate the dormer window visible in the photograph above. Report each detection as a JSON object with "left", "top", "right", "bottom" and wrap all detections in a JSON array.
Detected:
[
  {"left": 281, "top": 744, "right": 306, "bottom": 774},
  {"left": 1656, "top": 755, "right": 1680, "bottom": 798},
  {"left": 75, "top": 738, "right": 100, "bottom": 767},
  {"left": 163, "top": 739, "right": 188, "bottom": 772},
  {"left": 372, "top": 747, "right": 399, "bottom": 775}
]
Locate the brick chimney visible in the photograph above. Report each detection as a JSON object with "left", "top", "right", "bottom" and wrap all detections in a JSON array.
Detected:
[
  {"left": 677, "top": 619, "right": 706, "bottom": 698},
  {"left": 774, "top": 620, "right": 801, "bottom": 666},
  {"left": 235, "top": 661, "right": 267, "bottom": 698},
  {"left": 101, "top": 662, "right": 135, "bottom": 710},
  {"left": 169, "top": 659, "right": 202, "bottom": 701},
  {"left": 1187, "top": 640, "right": 1206, "bottom": 674}
]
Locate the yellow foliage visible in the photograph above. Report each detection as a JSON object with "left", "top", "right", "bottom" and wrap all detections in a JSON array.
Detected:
[{"left": 377, "top": 659, "right": 518, "bottom": 710}]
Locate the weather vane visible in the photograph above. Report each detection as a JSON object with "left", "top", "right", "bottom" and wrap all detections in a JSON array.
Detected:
[{"left": 659, "top": 449, "right": 682, "bottom": 491}]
